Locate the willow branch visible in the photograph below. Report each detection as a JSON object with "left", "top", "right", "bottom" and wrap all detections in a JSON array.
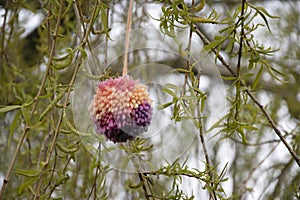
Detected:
[
  {"left": 0, "top": 0, "right": 65, "bottom": 198},
  {"left": 32, "top": 0, "right": 99, "bottom": 198},
  {"left": 194, "top": 26, "right": 300, "bottom": 168},
  {"left": 235, "top": 0, "right": 246, "bottom": 121}
]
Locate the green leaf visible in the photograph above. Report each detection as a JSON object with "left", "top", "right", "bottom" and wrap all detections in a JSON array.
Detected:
[
  {"left": 225, "top": 37, "right": 235, "bottom": 53},
  {"left": 161, "top": 87, "right": 178, "bottom": 98},
  {"left": 64, "top": 116, "right": 91, "bottom": 137},
  {"left": 190, "top": 16, "right": 218, "bottom": 24},
  {"left": 248, "top": 4, "right": 279, "bottom": 19},
  {"left": 221, "top": 76, "right": 237, "bottom": 81},
  {"left": 248, "top": 53, "right": 260, "bottom": 70},
  {"left": 14, "top": 169, "right": 40, "bottom": 178},
  {"left": 77, "top": 46, "right": 87, "bottom": 60},
  {"left": 129, "top": 182, "right": 143, "bottom": 189},
  {"left": 100, "top": 4, "right": 111, "bottom": 39},
  {"left": 165, "top": 83, "right": 182, "bottom": 91},
  {"left": 172, "top": 68, "right": 192, "bottom": 74},
  {"left": 39, "top": 91, "right": 66, "bottom": 121},
  {"left": 121, "top": 156, "right": 130, "bottom": 170},
  {"left": 252, "top": 65, "right": 264, "bottom": 89},
  {"left": 237, "top": 128, "right": 248, "bottom": 144},
  {"left": 0, "top": 105, "right": 22, "bottom": 113},
  {"left": 243, "top": 125, "right": 258, "bottom": 131},
  {"left": 158, "top": 102, "right": 173, "bottom": 109},
  {"left": 193, "top": 0, "right": 206, "bottom": 12},
  {"left": 8, "top": 110, "right": 21, "bottom": 146},
  {"left": 206, "top": 113, "right": 229, "bottom": 133},
  {"left": 200, "top": 96, "right": 206, "bottom": 113},
  {"left": 18, "top": 177, "right": 37, "bottom": 195},
  {"left": 248, "top": 3, "right": 279, "bottom": 33},
  {"left": 56, "top": 142, "right": 79, "bottom": 154},
  {"left": 55, "top": 174, "right": 70, "bottom": 185},
  {"left": 21, "top": 106, "right": 31, "bottom": 125},
  {"left": 204, "top": 36, "right": 227, "bottom": 51},
  {"left": 52, "top": 51, "right": 73, "bottom": 70}
]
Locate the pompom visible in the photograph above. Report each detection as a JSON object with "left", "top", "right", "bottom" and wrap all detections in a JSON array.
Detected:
[{"left": 89, "top": 75, "right": 152, "bottom": 143}]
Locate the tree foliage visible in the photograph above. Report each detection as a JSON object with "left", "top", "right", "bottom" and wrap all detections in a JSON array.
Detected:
[{"left": 0, "top": 0, "right": 299, "bottom": 199}]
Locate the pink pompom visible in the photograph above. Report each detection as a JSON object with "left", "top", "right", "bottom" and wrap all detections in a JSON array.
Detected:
[{"left": 89, "top": 76, "right": 152, "bottom": 143}]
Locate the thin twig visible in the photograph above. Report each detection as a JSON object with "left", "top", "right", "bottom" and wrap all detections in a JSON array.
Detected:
[
  {"left": 229, "top": 136, "right": 280, "bottom": 146},
  {"left": 187, "top": 3, "right": 217, "bottom": 198},
  {"left": 86, "top": 142, "right": 102, "bottom": 200},
  {"left": 138, "top": 173, "right": 151, "bottom": 200},
  {"left": 235, "top": 0, "right": 246, "bottom": 121},
  {"left": 240, "top": 142, "right": 280, "bottom": 197},
  {"left": 126, "top": 151, "right": 151, "bottom": 200},
  {"left": 122, "top": 0, "right": 133, "bottom": 76},
  {"left": 0, "top": 0, "right": 10, "bottom": 67},
  {"left": 245, "top": 90, "right": 300, "bottom": 167},
  {"left": 46, "top": 147, "right": 58, "bottom": 200},
  {"left": 196, "top": 72, "right": 217, "bottom": 200}
]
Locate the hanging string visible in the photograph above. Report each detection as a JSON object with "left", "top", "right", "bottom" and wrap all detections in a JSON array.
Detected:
[{"left": 123, "top": 0, "right": 133, "bottom": 76}]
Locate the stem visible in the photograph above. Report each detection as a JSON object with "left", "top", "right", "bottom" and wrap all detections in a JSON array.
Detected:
[
  {"left": 196, "top": 73, "right": 217, "bottom": 200},
  {"left": 124, "top": 142, "right": 152, "bottom": 200},
  {"left": 138, "top": 173, "right": 150, "bottom": 200},
  {"left": 235, "top": 0, "right": 246, "bottom": 121},
  {"left": 0, "top": 0, "right": 9, "bottom": 68},
  {"left": 123, "top": 0, "right": 133, "bottom": 76},
  {"left": 188, "top": 2, "right": 217, "bottom": 198}
]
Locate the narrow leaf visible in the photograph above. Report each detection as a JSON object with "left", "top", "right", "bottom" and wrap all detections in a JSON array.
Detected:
[
  {"left": 165, "top": 83, "right": 182, "bottom": 91},
  {"left": 0, "top": 105, "right": 22, "bottom": 113},
  {"left": 158, "top": 102, "right": 173, "bottom": 109},
  {"left": 8, "top": 110, "right": 21, "bottom": 146},
  {"left": 39, "top": 91, "right": 65, "bottom": 121},
  {"left": 21, "top": 106, "right": 31, "bottom": 125},
  {"left": 206, "top": 114, "right": 228, "bottom": 133},
  {"left": 14, "top": 169, "right": 39, "bottom": 178},
  {"left": 191, "top": 16, "right": 218, "bottom": 24},
  {"left": 204, "top": 36, "right": 227, "bottom": 51},
  {"left": 18, "top": 177, "right": 37, "bottom": 195},
  {"left": 77, "top": 46, "right": 87, "bottom": 59},
  {"left": 252, "top": 65, "right": 264, "bottom": 89},
  {"left": 248, "top": 3, "right": 279, "bottom": 33},
  {"left": 161, "top": 87, "right": 178, "bottom": 98},
  {"left": 56, "top": 142, "right": 79, "bottom": 154}
]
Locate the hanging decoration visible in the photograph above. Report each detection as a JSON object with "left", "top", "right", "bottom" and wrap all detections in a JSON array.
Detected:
[{"left": 89, "top": 0, "right": 153, "bottom": 143}]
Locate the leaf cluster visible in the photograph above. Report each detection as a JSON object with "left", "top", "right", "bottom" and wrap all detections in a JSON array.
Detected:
[{"left": 159, "top": 0, "right": 219, "bottom": 36}]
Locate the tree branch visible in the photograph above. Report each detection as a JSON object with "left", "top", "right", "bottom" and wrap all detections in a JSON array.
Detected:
[{"left": 194, "top": 25, "right": 300, "bottom": 168}]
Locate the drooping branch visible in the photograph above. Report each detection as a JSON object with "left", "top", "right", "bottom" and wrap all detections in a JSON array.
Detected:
[
  {"left": 194, "top": 25, "right": 300, "bottom": 168},
  {"left": 0, "top": 0, "right": 65, "bottom": 198},
  {"left": 32, "top": 0, "right": 100, "bottom": 198}
]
